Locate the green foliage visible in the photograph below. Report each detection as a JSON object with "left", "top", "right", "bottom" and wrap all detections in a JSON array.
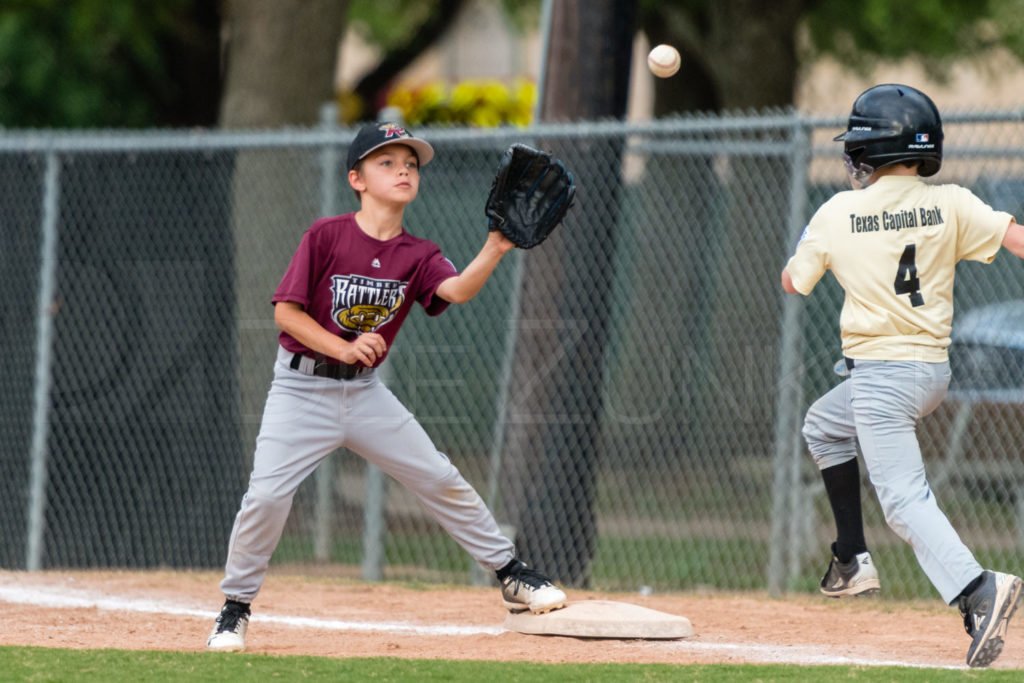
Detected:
[
  {"left": 989, "top": 0, "right": 1024, "bottom": 58},
  {"left": 348, "top": 0, "right": 540, "bottom": 44},
  {"left": 347, "top": 0, "right": 438, "bottom": 50},
  {"left": 640, "top": 0, "right": 1024, "bottom": 72},
  {"left": 803, "top": 0, "right": 1024, "bottom": 79},
  {"left": 0, "top": 0, "right": 193, "bottom": 127},
  {"left": 496, "top": 0, "right": 541, "bottom": 31},
  {"left": 7, "top": 0, "right": 1022, "bottom": 128}
]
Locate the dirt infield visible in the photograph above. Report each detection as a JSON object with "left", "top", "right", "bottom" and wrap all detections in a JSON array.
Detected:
[{"left": 0, "top": 568, "right": 1022, "bottom": 670}]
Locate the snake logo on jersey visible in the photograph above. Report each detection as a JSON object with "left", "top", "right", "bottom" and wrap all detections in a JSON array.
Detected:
[{"left": 330, "top": 274, "right": 406, "bottom": 333}]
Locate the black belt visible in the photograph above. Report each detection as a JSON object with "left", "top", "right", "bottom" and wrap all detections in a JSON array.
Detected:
[
  {"left": 845, "top": 357, "right": 856, "bottom": 371},
  {"left": 290, "top": 353, "right": 371, "bottom": 380}
]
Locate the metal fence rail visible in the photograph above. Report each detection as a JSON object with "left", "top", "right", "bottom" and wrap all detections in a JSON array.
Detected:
[{"left": 2, "top": 110, "right": 1022, "bottom": 599}]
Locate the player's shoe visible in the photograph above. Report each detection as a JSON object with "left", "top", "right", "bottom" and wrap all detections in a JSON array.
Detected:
[
  {"left": 820, "top": 550, "right": 880, "bottom": 598},
  {"left": 206, "top": 599, "right": 251, "bottom": 652},
  {"left": 958, "top": 570, "right": 1023, "bottom": 668},
  {"left": 499, "top": 560, "right": 567, "bottom": 614}
]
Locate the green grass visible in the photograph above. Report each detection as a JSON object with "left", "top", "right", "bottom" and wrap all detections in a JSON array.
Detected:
[
  {"left": 276, "top": 531, "right": 468, "bottom": 573},
  {"left": 2, "top": 647, "right": 1021, "bottom": 682},
  {"left": 592, "top": 536, "right": 768, "bottom": 590},
  {"left": 274, "top": 530, "right": 773, "bottom": 591},
  {"left": 275, "top": 527, "right": 1024, "bottom": 598}
]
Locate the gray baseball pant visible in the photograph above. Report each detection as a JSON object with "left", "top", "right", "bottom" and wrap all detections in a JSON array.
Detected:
[
  {"left": 802, "top": 359, "right": 982, "bottom": 604},
  {"left": 220, "top": 345, "right": 515, "bottom": 602}
]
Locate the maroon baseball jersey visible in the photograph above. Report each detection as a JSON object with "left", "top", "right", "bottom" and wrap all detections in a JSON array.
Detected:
[{"left": 272, "top": 213, "right": 458, "bottom": 366}]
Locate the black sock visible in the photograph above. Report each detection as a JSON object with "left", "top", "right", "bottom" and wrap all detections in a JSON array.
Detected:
[
  {"left": 821, "top": 459, "right": 868, "bottom": 563},
  {"left": 225, "top": 599, "right": 251, "bottom": 614},
  {"left": 955, "top": 573, "right": 986, "bottom": 603},
  {"left": 495, "top": 559, "right": 520, "bottom": 580}
]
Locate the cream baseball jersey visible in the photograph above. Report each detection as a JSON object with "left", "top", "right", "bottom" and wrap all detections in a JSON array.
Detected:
[{"left": 786, "top": 175, "right": 1013, "bottom": 361}]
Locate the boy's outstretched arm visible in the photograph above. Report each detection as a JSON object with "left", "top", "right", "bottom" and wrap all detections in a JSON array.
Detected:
[
  {"left": 435, "top": 231, "right": 515, "bottom": 304},
  {"left": 1002, "top": 220, "right": 1024, "bottom": 258},
  {"left": 781, "top": 268, "right": 800, "bottom": 294}
]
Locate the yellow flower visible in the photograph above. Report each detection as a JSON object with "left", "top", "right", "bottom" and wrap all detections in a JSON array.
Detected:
[
  {"left": 469, "top": 106, "right": 502, "bottom": 128},
  {"left": 383, "top": 78, "right": 536, "bottom": 127}
]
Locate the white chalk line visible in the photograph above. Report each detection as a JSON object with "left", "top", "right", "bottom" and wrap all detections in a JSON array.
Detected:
[
  {"left": 0, "top": 583, "right": 501, "bottom": 637},
  {"left": 0, "top": 580, "right": 965, "bottom": 669}
]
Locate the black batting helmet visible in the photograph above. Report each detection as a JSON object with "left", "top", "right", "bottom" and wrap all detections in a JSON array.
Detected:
[{"left": 835, "top": 84, "right": 943, "bottom": 179}]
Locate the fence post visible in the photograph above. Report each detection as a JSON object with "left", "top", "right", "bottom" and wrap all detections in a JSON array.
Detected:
[
  {"left": 312, "top": 103, "right": 342, "bottom": 562},
  {"left": 767, "top": 115, "right": 810, "bottom": 595},
  {"left": 26, "top": 150, "right": 61, "bottom": 571},
  {"left": 360, "top": 108, "right": 403, "bottom": 582}
]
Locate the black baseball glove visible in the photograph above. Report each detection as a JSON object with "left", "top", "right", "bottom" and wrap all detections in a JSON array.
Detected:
[{"left": 485, "top": 143, "right": 576, "bottom": 249}]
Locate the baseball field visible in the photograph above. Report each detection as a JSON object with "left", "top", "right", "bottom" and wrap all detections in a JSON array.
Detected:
[{"left": 1, "top": 567, "right": 1022, "bottom": 680}]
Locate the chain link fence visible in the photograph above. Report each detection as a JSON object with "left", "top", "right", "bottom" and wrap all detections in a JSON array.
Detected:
[{"left": 2, "top": 110, "right": 1022, "bottom": 599}]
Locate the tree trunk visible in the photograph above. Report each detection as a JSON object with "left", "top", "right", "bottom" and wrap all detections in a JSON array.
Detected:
[
  {"left": 218, "top": 0, "right": 349, "bottom": 459},
  {"left": 499, "top": 0, "right": 636, "bottom": 587},
  {"left": 219, "top": 0, "right": 348, "bottom": 127},
  {"left": 352, "top": 0, "right": 468, "bottom": 118},
  {"left": 641, "top": 8, "right": 719, "bottom": 115},
  {"left": 707, "top": 0, "right": 802, "bottom": 110},
  {"left": 154, "top": 1, "right": 223, "bottom": 127},
  {"left": 641, "top": 0, "right": 804, "bottom": 116}
]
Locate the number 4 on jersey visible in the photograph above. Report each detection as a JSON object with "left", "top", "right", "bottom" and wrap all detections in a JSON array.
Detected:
[{"left": 894, "top": 244, "right": 924, "bottom": 307}]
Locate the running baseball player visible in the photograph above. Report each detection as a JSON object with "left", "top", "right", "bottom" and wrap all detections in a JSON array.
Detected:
[
  {"left": 781, "top": 84, "right": 1024, "bottom": 668},
  {"left": 207, "top": 122, "right": 573, "bottom": 652}
]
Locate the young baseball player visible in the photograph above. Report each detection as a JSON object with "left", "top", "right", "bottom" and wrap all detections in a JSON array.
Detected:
[
  {"left": 207, "top": 122, "right": 566, "bottom": 652},
  {"left": 781, "top": 84, "right": 1024, "bottom": 668}
]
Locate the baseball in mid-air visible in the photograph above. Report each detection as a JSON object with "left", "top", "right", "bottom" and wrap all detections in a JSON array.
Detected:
[{"left": 647, "top": 44, "right": 681, "bottom": 78}]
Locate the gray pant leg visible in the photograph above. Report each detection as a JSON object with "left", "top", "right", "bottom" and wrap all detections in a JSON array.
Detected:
[
  {"left": 850, "top": 360, "right": 981, "bottom": 604},
  {"left": 802, "top": 378, "right": 860, "bottom": 470},
  {"left": 220, "top": 355, "right": 345, "bottom": 602},
  {"left": 342, "top": 375, "right": 515, "bottom": 570}
]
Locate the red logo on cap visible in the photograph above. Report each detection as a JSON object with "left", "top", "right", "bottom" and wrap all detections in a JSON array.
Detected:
[{"left": 380, "top": 124, "right": 407, "bottom": 139}]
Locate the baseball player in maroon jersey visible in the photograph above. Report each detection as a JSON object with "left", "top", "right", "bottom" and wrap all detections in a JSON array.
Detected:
[
  {"left": 207, "top": 122, "right": 566, "bottom": 652},
  {"left": 782, "top": 84, "right": 1024, "bottom": 667}
]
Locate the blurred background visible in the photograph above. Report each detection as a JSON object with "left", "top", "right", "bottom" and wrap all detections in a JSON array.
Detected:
[
  {"left": 3, "top": 0, "right": 1024, "bottom": 128},
  {"left": 1, "top": 0, "right": 1023, "bottom": 600}
]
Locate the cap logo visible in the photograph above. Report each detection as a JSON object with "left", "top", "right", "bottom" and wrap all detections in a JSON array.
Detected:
[
  {"left": 380, "top": 123, "right": 409, "bottom": 139},
  {"left": 915, "top": 133, "right": 929, "bottom": 142}
]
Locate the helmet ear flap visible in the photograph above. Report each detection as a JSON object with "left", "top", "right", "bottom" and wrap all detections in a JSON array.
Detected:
[
  {"left": 917, "top": 157, "right": 941, "bottom": 177},
  {"left": 844, "top": 145, "right": 866, "bottom": 165}
]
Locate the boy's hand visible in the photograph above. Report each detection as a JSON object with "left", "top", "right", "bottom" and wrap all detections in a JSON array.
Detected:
[
  {"left": 487, "top": 230, "right": 516, "bottom": 254},
  {"left": 339, "top": 333, "right": 387, "bottom": 366}
]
